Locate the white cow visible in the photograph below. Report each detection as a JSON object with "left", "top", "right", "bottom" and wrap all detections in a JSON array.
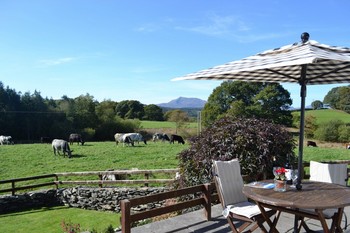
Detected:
[
  {"left": 0, "top": 135, "right": 14, "bottom": 145},
  {"left": 114, "top": 133, "right": 134, "bottom": 147},
  {"left": 52, "top": 139, "right": 72, "bottom": 158}
]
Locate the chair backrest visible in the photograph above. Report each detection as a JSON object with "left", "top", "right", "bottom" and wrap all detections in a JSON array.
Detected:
[
  {"left": 213, "top": 159, "right": 247, "bottom": 207},
  {"left": 309, "top": 161, "right": 348, "bottom": 186}
]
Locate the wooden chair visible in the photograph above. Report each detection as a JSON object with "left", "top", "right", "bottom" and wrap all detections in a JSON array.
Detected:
[
  {"left": 298, "top": 161, "right": 349, "bottom": 232},
  {"left": 212, "top": 159, "right": 279, "bottom": 233}
]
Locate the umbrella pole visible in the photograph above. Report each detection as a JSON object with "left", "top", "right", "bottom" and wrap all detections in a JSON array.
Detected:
[
  {"left": 293, "top": 65, "right": 307, "bottom": 233},
  {"left": 296, "top": 65, "right": 307, "bottom": 191}
]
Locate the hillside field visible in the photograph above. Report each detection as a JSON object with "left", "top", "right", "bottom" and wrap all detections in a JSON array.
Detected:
[
  {"left": 0, "top": 141, "right": 186, "bottom": 182},
  {"left": 292, "top": 109, "right": 350, "bottom": 124},
  {"left": 140, "top": 120, "right": 198, "bottom": 129}
]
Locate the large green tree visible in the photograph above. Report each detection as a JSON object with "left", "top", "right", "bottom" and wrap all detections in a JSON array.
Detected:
[
  {"left": 144, "top": 104, "right": 164, "bottom": 121},
  {"left": 115, "top": 100, "right": 145, "bottom": 119},
  {"left": 202, "top": 81, "right": 293, "bottom": 126},
  {"left": 323, "top": 85, "right": 350, "bottom": 112}
]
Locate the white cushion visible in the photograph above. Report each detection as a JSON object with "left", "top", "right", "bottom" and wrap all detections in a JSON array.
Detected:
[
  {"left": 310, "top": 161, "right": 348, "bottom": 186},
  {"left": 223, "top": 201, "right": 268, "bottom": 218},
  {"left": 213, "top": 159, "right": 247, "bottom": 207}
]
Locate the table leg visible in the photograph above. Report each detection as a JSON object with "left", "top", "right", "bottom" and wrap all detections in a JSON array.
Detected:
[
  {"left": 293, "top": 214, "right": 299, "bottom": 233},
  {"left": 330, "top": 208, "right": 344, "bottom": 233},
  {"left": 315, "top": 209, "right": 330, "bottom": 233}
]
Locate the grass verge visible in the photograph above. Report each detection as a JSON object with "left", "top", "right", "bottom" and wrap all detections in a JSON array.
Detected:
[{"left": 0, "top": 206, "right": 119, "bottom": 233}]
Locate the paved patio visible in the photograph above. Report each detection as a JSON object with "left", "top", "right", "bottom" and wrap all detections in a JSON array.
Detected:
[{"left": 117, "top": 204, "right": 350, "bottom": 233}]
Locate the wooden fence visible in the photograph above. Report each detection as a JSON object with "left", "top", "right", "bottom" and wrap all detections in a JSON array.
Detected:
[
  {"left": 120, "top": 182, "right": 218, "bottom": 233},
  {"left": 0, "top": 169, "right": 179, "bottom": 195}
]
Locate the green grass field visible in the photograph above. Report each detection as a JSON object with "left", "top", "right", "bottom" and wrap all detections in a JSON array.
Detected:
[
  {"left": 140, "top": 120, "right": 197, "bottom": 129},
  {"left": 0, "top": 206, "right": 118, "bottom": 233},
  {"left": 0, "top": 141, "right": 185, "bottom": 181},
  {"left": 293, "top": 109, "right": 350, "bottom": 124}
]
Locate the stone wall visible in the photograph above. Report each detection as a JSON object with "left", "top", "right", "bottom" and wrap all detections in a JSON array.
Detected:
[
  {"left": 0, "top": 189, "right": 61, "bottom": 214},
  {"left": 58, "top": 186, "right": 169, "bottom": 212},
  {"left": 0, "top": 187, "right": 169, "bottom": 214}
]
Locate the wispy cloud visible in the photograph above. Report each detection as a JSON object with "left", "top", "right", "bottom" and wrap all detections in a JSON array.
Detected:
[
  {"left": 175, "top": 14, "right": 292, "bottom": 43},
  {"left": 38, "top": 57, "right": 77, "bottom": 66},
  {"left": 135, "top": 23, "right": 160, "bottom": 33},
  {"left": 176, "top": 14, "right": 249, "bottom": 37}
]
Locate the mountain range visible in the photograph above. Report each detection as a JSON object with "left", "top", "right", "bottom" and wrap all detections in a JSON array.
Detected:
[{"left": 157, "top": 97, "right": 206, "bottom": 109}]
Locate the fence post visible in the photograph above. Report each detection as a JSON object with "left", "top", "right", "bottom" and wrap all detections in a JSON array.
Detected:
[
  {"left": 11, "top": 181, "right": 15, "bottom": 196},
  {"left": 98, "top": 174, "right": 103, "bottom": 188},
  {"left": 121, "top": 199, "right": 131, "bottom": 233},
  {"left": 203, "top": 183, "right": 212, "bottom": 221},
  {"left": 144, "top": 173, "right": 149, "bottom": 187},
  {"left": 55, "top": 175, "right": 59, "bottom": 189}
]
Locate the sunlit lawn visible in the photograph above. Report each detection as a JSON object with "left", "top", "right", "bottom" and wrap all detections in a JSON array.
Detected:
[{"left": 0, "top": 206, "right": 119, "bottom": 233}]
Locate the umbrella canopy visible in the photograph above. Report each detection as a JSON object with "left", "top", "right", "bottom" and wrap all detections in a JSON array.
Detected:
[{"left": 173, "top": 33, "right": 350, "bottom": 190}]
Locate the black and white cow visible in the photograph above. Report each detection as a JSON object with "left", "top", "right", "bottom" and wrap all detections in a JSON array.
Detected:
[
  {"left": 69, "top": 133, "right": 84, "bottom": 145},
  {"left": 124, "top": 133, "right": 147, "bottom": 145},
  {"left": 114, "top": 133, "right": 134, "bottom": 147},
  {"left": 0, "top": 135, "right": 14, "bottom": 145},
  {"left": 152, "top": 133, "right": 170, "bottom": 142},
  {"left": 170, "top": 134, "right": 185, "bottom": 144},
  {"left": 52, "top": 139, "right": 73, "bottom": 158}
]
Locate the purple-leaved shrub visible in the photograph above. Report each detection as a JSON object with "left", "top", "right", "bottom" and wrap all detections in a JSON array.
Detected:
[{"left": 177, "top": 116, "right": 296, "bottom": 187}]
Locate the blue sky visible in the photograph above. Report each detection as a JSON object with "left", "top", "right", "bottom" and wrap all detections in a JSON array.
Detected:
[{"left": 1, "top": 1, "right": 349, "bottom": 108}]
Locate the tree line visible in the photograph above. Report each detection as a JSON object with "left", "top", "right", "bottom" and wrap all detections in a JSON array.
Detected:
[
  {"left": 0, "top": 82, "right": 173, "bottom": 142},
  {"left": 311, "top": 85, "right": 350, "bottom": 112}
]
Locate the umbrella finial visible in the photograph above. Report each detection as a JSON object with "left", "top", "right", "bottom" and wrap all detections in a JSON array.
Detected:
[{"left": 301, "top": 32, "right": 310, "bottom": 43}]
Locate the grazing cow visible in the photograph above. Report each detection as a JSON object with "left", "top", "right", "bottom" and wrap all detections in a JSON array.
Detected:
[
  {"left": 40, "top": 136, "right": 51, "bottom": 144},
  {"left": 307, "top": 141, "right": 317, "bottom": 147},
  {"left": 170, "top": 134, "right": 185, "bottom": 144},
  {"left": 0, "top": 135, "right": 14, "bottom": 145},
  {"left": 346, "top": 143, "right": 350, "bottom": 149},
  {"left": 52, "top": 139, "right": 73, "bottom": 158},
  {"left": 152, "top": 133, "right": 170, "bottom": 142},
  {"left": 69, "top": 133, "right": 84, "bottom": 145},
  {"left": 124, "top": 133, "right": 147, "bottom": 145},
  {"left": 114, "top": 133, "right": 134, "bottom": 147}
]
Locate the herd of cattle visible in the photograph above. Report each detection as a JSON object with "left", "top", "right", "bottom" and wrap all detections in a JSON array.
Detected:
[
  {"left": 1, "top": 132, "right": 185, "bottom": 158},
  {"left": 114, "top": 132, "right": 185, "bottom": 147}
]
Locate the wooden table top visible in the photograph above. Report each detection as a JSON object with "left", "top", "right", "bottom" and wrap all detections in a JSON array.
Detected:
[{"left": 243, "top": 180, "right": 350, "bottom": 209}]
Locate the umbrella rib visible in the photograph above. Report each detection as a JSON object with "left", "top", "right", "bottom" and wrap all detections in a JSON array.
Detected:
[
  {"left": 265, "top": 68, "right": 299, "bottom": 81},
  {"left": 313, "top": 63, "right": 350, "bottom": 79}
]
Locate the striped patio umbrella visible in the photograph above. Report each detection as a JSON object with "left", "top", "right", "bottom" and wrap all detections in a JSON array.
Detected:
[{"left": 173, "top": 32, "right": 350, "bottom": 190}]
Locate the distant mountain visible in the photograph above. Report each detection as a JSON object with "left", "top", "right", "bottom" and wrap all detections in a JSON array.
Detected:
[{"left": 157, "top": 97, "right": 207, "bottom": 109}]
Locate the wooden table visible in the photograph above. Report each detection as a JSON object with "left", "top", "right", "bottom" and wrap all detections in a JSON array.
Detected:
[{"left": 242, "top": 180, "right": 350, "bottom": 233}]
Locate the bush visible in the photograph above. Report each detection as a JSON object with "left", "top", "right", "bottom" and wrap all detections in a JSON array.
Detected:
[
  {"left": 177, "top": 117, "right": 296, "bottom": 187},
  {"left": 339, "top": 124, "right": 350, "bottom": 142},
  {"left": 314, "top": 119, "right": 344, "bottom": 142}
]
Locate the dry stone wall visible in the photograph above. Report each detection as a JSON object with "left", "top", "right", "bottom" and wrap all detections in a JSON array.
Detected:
[
  {"left": 0, "top": 187, "right": 169, "bottom": 214},
  {"left": 58, "top": 187, "right": 169, "bottom": 212},
  {"left": 0, "top": 189, "right": 60, "bottom": 214}
]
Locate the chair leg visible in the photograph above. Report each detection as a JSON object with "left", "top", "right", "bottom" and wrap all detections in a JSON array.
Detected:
[
  {"left": 227, "top": 216, "right": 239, "bottom": 233},
  {"left": 343, "top": 212, "right": 348, "bottom": 230}
]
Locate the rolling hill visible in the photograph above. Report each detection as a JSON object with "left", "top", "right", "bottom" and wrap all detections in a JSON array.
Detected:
[{"left": 293, "top": 109, "right": 350, "bottom": 124}]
